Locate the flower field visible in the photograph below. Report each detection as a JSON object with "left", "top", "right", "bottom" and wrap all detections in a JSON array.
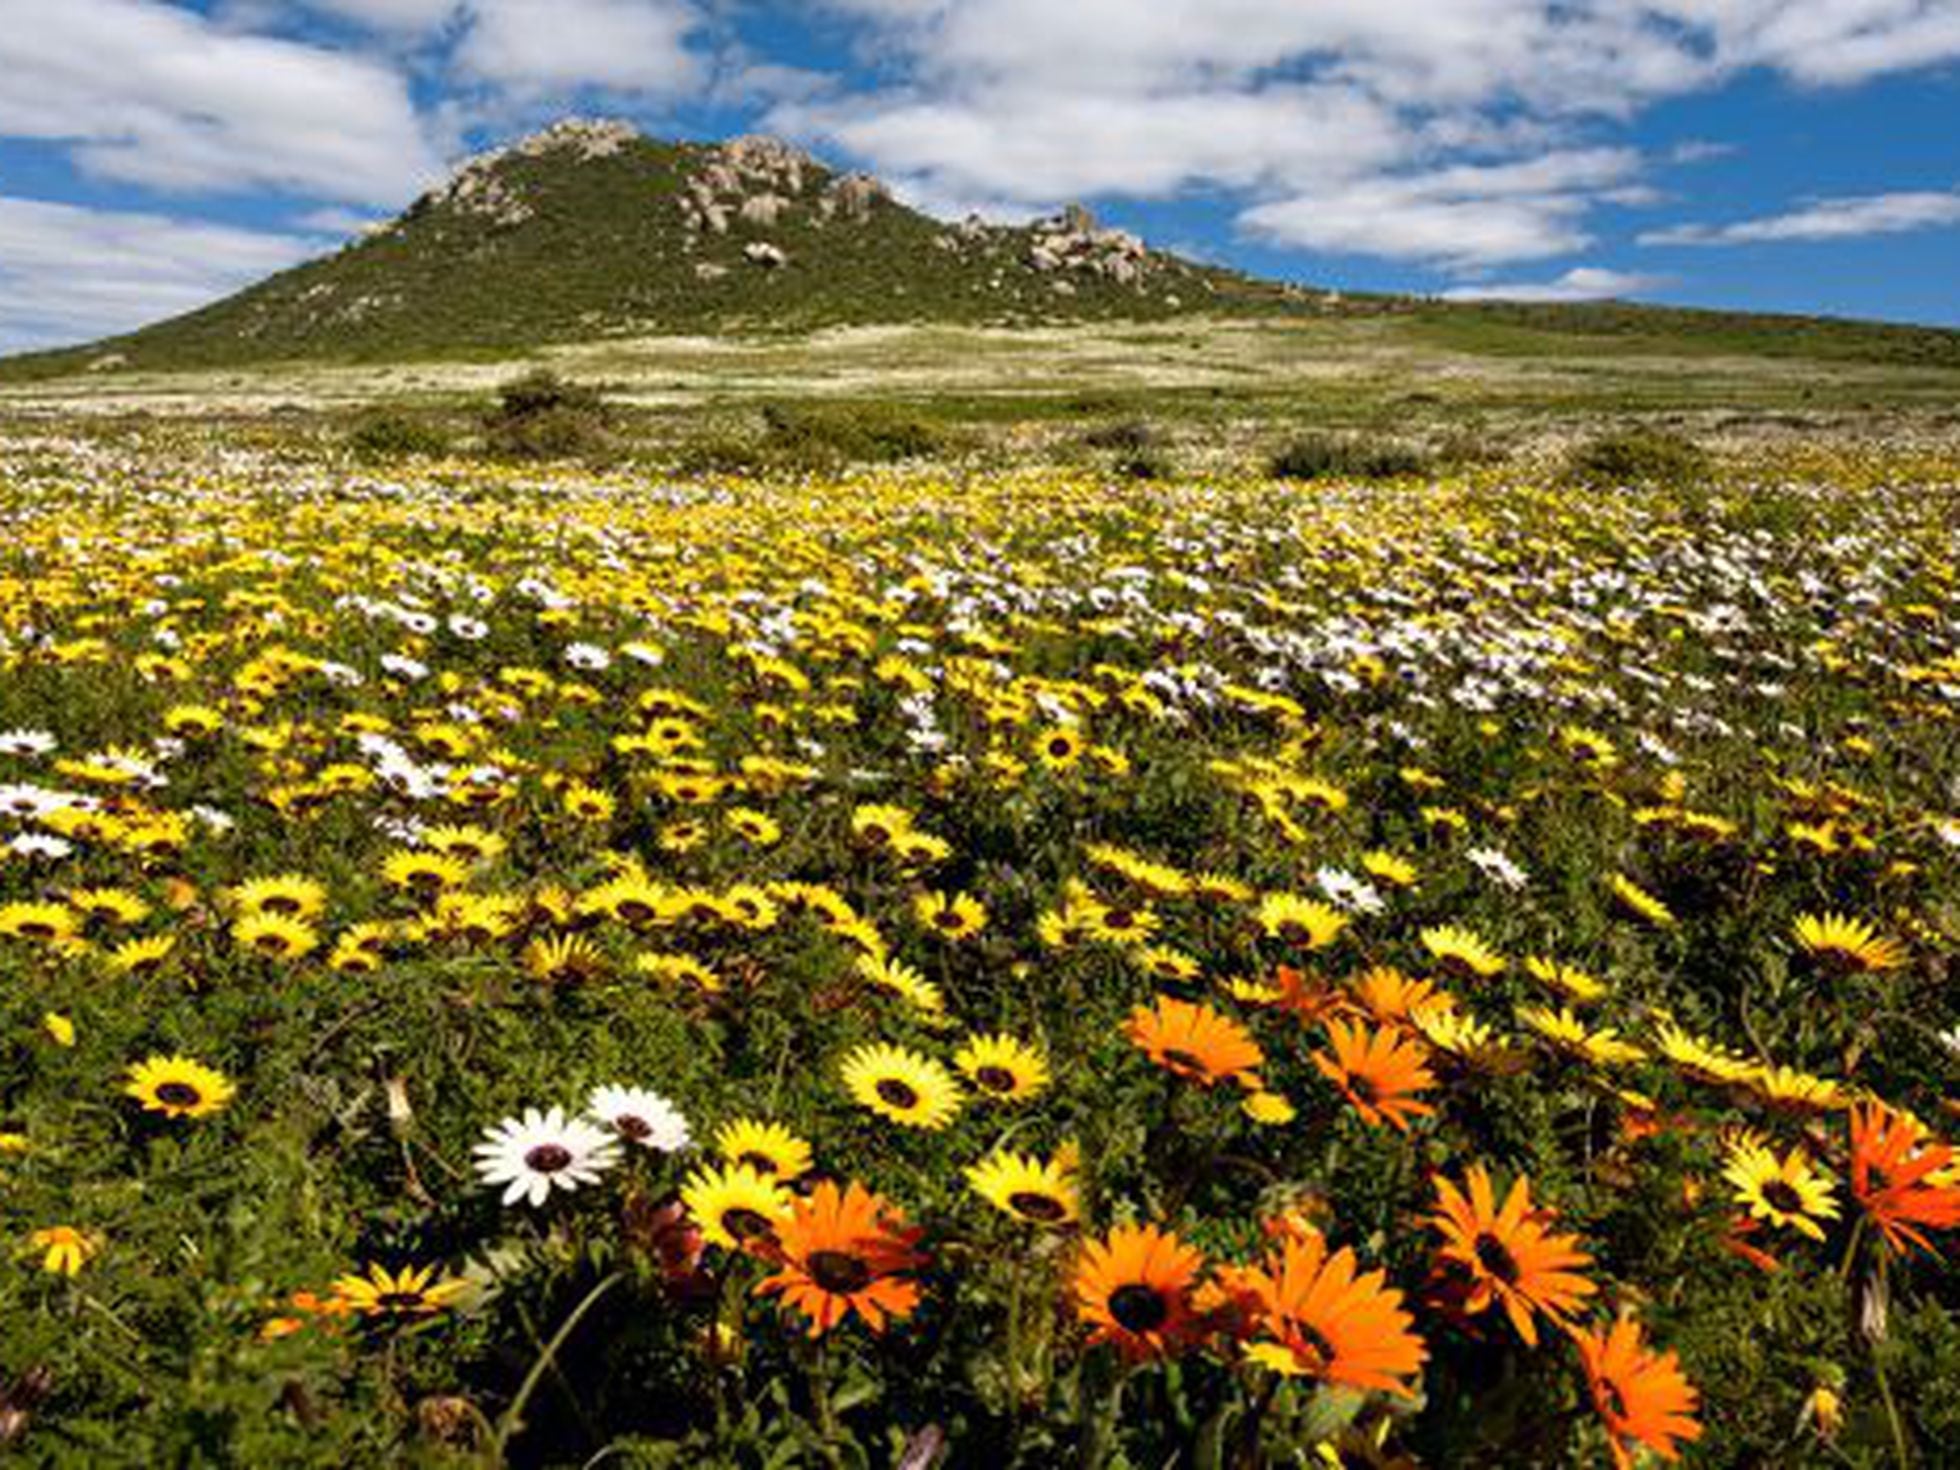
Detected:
[{"left": 0, "top": 450, "right": 1956, "bottom": 1467}]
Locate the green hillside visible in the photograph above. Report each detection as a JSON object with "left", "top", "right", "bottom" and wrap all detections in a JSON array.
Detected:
[{"left": 1, "top": 117, "right": 1956, "bottom": 383}]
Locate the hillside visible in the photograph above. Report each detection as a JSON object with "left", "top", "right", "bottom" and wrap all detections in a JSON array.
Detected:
[
  {"left": 3, "top": 121, "right": 1305, "bottom": 376},
  {"left": 2, "top": 117, "right": 1957, "bottom": 385}
]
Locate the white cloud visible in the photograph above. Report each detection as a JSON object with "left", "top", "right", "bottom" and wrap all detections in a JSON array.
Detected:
[
  {"left": 1441, "top": 266, "right": 1664, "bottom": 302},
  {"left": 1641, "top": 189, "right": 1960, "bottom": 245},
  {"left": 0, "top": 195, "right": 318, "bottom": 353},
  {"left": 1240, "top": 150, "right": 1641, "bottom": 270},
  {"left": 453, "top": 0, "right": 704, "bottom": 97},
  {"left": 787, "top": 0, "right": 1960, "bottom": 270},
  {"left": 0, "top": 0, "right": 444, "bottom": 205}
]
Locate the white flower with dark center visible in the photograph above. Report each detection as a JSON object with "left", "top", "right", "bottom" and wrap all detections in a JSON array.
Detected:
[
  {"left": 9, "top": 832, "right": 73, "bottom": 859},
  {"left": 1467, "top": 846, "right": 1530, "bottom": 892},
  {"left": 0, "top": 729, "right": 56, "bottom": 757},
  {"left": 449, "top": 615, "right": 490, "bottom": 641},
  {"left": 473, "top": 1106, "right": 621, "bottom": 1208},
  {"left": 564, "top": 642, "right": 612, "bottom": 671},
  {"left": 585, "top": 1085, "right": 691, "bottom": 1152}
]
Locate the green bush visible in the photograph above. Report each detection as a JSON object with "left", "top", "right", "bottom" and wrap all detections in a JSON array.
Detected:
[
  {"left": 1268, "top": 431, "right": 1430, "bottom": 481},
  {"left": 483, "top": 369, "right": 613, "bottom": 462},
  {"left": 1565, "top": 429, "right": 1710, "bottom": 486},
  {"left": 345, "top": 410, "right": 452, "bottom": 462}
]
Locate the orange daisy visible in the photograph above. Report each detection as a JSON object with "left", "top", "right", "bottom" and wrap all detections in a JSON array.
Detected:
[
  {"left": 1428, "top": 1165, "right": 1596, "bottom": 1345},
  {"left": 754, "top": 1180, "right": 927, "bottom": 1336},
  {"left": 1312, "top": 1018, "right": 1436, "bottom": 1131},
  {"left": 1125, "top": 995, "right": 1264, "bottom": 1088},
  {"left": 1848, "top": 1102, "right": 1960, "bottom": 1258},
  {"left": 1574, "top": 1315, "right": 1702, "bottom": 1469},
  {"left": 1073, "top": 1222, "right": 1206, "bottom": 1360},
  {"left": 1238, "top": 1230, "right": 1427, "bottom": 1396}
]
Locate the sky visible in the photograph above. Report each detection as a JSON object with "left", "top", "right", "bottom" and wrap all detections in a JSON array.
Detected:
[{"left": 1, "top": 0, "right": 1957, "bottom": 352}]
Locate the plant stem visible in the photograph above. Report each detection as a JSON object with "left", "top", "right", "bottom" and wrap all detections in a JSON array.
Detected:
[
  {"left": 1870, "top": 1252, "right": 1912, "bottom": 1469},
  {"left": 807, "top": 1338, "right": 846, "bottom": 1469},
  {"left": 489, "top": 1270, "right": 623, "bottom": 1465}
]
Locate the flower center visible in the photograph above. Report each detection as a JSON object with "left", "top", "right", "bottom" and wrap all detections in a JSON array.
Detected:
[
  {"left": 524, "top": 1143, "right": 573, "bottom": 1173},
  {"left": 1761, "top": 1179, "right": 1805, "bottom": 1214},
  {"left": 738, "top": 1151, "right": 779, "bottom": 1174},
  {"left": 1008, "top": 1191, "right": 1069, "bottom": 1222},
  {"left": 375, "top": 1291, "right": 426, "bottom": 1311},
  {"left": 1107, "top": 1283, "right": 1170, "bottom": 1334},
  {"left": 1347, "top": 1074, "right": 1379, "bottom": 1105},
  {"left": 875, "top": 1078, "right": 921, "bottom": 1110},
  {"left": 1473, "top": 1232, "right": 1521, "bottom": 1284},
  {"left": 974, "top": 1065, "right": 1017, "bottom": 1094},
  {"left": 1160, "top": 1047, "right": 1206, "bottom": 1075},
  {"left": 722, "top": 1207, "right": 774, "bottom": 1241},
  {"left": 614, "top": 1115, "right": 652, "bottom": 1140},
  {"left": 806, "top": 1249, "right": 873, "bottom": 1294},
  {"left": 155, "top": 1081, "right": 202, "bottom": 1108},
  {"left": 1288, "top": 1321, "right": 1336, "bottom": 1373}
]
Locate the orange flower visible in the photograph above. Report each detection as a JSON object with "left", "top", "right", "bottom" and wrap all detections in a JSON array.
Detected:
[
  {"left": 1238, "top": 1231, "right": 1427, "bottom": 1396},
  {"left": 1312, "top": 1018, "right": 1435, "bottom": 1131},
  {"left": 754, "top": 1180, "right": 927, "bottom": 1336},
  {"left": 1349, "top": 966, "right": 1451, "bottom": 1028},
  {"left": 1428, "top": 1165, "right": 1595, "bottom": 1345},
  {"left": 1848, "top": 1102, "right": 1960, "bottom": 1258},
  {"left": 1575, "top": 1315, "right": 1702, "bottom": 1469},
  {"left": 1125, "top": 995, "right": 1263, "bottom": 1088},
  {"left": 1073, "top": 1222, "right": 1206, "bottom": 1359}
]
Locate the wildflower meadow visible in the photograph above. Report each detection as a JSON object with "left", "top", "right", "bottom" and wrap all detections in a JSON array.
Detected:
[{"left": 0, "top": 449, "right": 1955, "bottom": 1467}]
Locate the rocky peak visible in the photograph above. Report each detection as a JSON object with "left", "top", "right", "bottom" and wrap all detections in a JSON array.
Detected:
[{"left": 407, "top": 117, "right": 645, "bottom": 229}]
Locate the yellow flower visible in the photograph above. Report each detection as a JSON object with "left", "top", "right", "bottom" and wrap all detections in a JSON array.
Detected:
[
  {"left": 30, "top": 1225, "right": 97, "bottom": 1276},
  {"left": 1792, "top": 912, "right": 1907, "bottom": 974},
  {"left": 332, "top": 1262, "right": 471, "bottom": 1316},
  {"left": 965, "top": 1149, "right": 1078, "bottom": 1226},
  {"left": 1722, "top": 1140, "right": 1840, "bottom": 1241},
  {"left": 1420, "top": 925, "right": 1505, "bottom": 979},
  {"left": 1256, "top": 893, "right": 1348, "bottom": 948},
  {"left": 954, "top": 1033, "right": 1050, "bottom": 1101},
  {"left": 914, "top": 890, "right": 988, "bottom": 940},
  {"left": 125, "top": 1054, "right": 236, "bottom": 1119},
  {"left": 41, "top": 1013, "right": 75, "bottom": 1047},
  {"left": 841, "top": 1043, "right": 963, "bottom": 1130}
]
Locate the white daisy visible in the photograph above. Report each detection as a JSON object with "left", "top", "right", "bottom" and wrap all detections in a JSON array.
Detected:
[
  {"left": 472, "top": 1106, "right": 620, "bottom": 1208},
  {"left": 585, "top": 1085, "right": 691, "bottom": 1152},
  {"left": 0, "top": 729, "right": 57, "bottom": 757}
]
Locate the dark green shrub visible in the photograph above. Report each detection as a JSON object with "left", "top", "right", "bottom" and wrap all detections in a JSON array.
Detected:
[
  {"left": 346, "top": 410, "right": 452, "bottom": 462},
  {"left": 483, "top": 369, "right": 612, "bottom": 461},
  {"left": 756, "top": 402, "right": 950, "bottom": 470},
  {"left": 1269, "top": 432, "right": 1429, "bottom": 481},
  {"left": 1565, "top": 429, "right": 1709, "bottom": 486},
  {"left": 1082, "top": 419, "right": 1158, "bottom": 453}
]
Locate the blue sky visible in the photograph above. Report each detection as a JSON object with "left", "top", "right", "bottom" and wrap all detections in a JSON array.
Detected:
[{"left": 2, "top": 0, "right": 1957, "bottom": 352}]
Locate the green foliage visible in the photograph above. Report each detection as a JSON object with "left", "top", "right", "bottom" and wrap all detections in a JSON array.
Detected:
[
  {"left": 345, "top": 409, "right": 453, "bottom": 463},
  {"left": 1268, "top": 431, "right": 1429, "bottom": 481},
  {"left": 1565, "top": 429, "right": 1711, "bottom": 486},
  {"left": 482, "top": 369, "right": 613, "bottom": 462}
]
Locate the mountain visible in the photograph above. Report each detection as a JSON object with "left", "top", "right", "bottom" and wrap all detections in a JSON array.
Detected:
[
  {"left": 4, "top": 117, "right": 1957, "bottom": 382},
  {"left": 11, "top": 120, "right": 1310, "bottom": 374}
]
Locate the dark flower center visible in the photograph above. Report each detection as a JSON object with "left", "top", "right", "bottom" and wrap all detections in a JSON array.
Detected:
[
  {"left": 722, "top": 1207, "right": 774, "bottom": 1241},
  {"left": 1289, "top": 1321, "right": 1336, "bottom": 1370},
  {"left": 616, "top": 900, "right": 654, "bottom": 924},
  {"left": 738, "top": 1151, "right": 779, "bottom": 1174},
  {"left": 1473, "top": 1232, "right": 1521, "bottom": 1284},
  {"left": 1048, "top": 737, "right": 1073, "bottom": 757},
  {"left": 615, "top": 1115, "right": 652, "bottom": 1140},
  {"left": 1347, "top": 1075, "right": 1380, "bottom": 1105},
  {"left": 1597, "top": 1380, "right": 1630, "bottom": 1422},
  {"left": 931, "top": 909, "right": 964, "bottom": 930},
  {"left": 1008, "top": 1191, "right": 1069, "bottom": 1222},
  {"left": 876, "top": 1078, "right": 921, "bottom": 1110},
  {"left": 375, "top": 1291, "right": 427, "bottom": 1311},
  {"left": 1160, "top": 1047, "right": 1206, "bottom": 1076},
  {"left": 524, "top": 1143, "right": 573, "bottom": 1173},
  {"left": 974, "top": 1065, "right": 1018, "bottom": 1094},
  {"left": 806, "top": 1249, "right": 874, "bottom": 1294},
  {"left": 262, "top": 896, "right": 302, "bottom": 915},
  {"left": 155, "top": 1081, "right": 202, "bottom": 1108},
  {"left": 1104, "top": 908, "right": 1138, "bottom": 929},
  {"left": 1108, "top": 1283, "right": 1170, "bottom": 1334},
  {"left": 1761, "top": 1180, "right": 1805, "bottom": 1214}
]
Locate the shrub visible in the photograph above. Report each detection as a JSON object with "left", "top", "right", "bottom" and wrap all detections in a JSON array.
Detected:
[
  {"left": 346, "top": 410, "right": 452, "bottom": 462},
  {"left": 1269, "top": 432, "right": 1429, "bottom": 481},
  {"left": 483, "top": 369, "right": 613, "bottom": 462},
  {"left": 1565, "top": 429, "right": 1709, "bottom": 486}
]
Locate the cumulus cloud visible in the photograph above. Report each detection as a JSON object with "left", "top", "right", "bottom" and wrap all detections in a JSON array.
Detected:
[
  {"left": 785, "top": 0, "right": 1960, "bottom": 269},
  {"left": 0, "top": 0, "right": 443, "bottom": 205},
  {"left": 1440, "top": 266, "right": 1664, "bottom": 302},
  {"left": 1640, "top": 189, "right": 1960, "bottom": 245},
  {"left": 452, "top": 0, "right": 705, "bottom": 97},
  {"left": 1240, "top": 150, "right": 1641, "bottom": 270},
  {"left": 0, "top": 196, "right": 319, "bottom": 353}
]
